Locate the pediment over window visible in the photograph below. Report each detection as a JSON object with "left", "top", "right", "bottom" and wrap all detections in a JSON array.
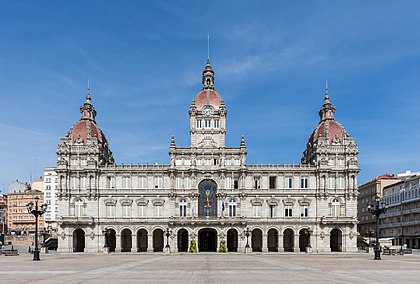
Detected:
[
  {"left": 120, "top": 198, "right": 133, "bottom": 206},
  {"left": 298, "top": 196, "right": 311, "bottom": 206},
  {"left": 282, "top": 196, "right": 295, "bottom": 206},
  {"left": 136, "top": 197, "right": 149, "bottom": 206},
  {"left": 152, "top": 198, "right": 165, "bottom": 206},
  {"left": 251, "top": 197, "right": 263, "bottom": 206},
  {"left": 104, "top": 197, "right": 117, "bottom": 206},
  {"left": 266, "top": 197, "right": 279, "bottom": 206}
]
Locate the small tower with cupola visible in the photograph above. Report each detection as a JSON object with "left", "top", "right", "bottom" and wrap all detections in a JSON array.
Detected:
[{"left": 189, "top": 60, "right": 227, "bottom": 148}]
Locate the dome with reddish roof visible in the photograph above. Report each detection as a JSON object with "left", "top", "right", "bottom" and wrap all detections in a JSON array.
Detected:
[
  {"left": 58, "top": 89, "right": 114, "bottom": 165},
  {"left": 192, "top": 59, "right": 224, "bottom": 111}
]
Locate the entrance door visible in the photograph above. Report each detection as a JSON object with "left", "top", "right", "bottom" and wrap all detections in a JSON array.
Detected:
[
  {"left": 153, "top": 229, "right": 164, "bottom": 252},
  {"left": 268, "top": 229, "right": 278, "bottom": 252},
  {"left": 177, "top": 229, "right": 189, "bottom": 252},
  {"left": 106, "top": 229, "right": 116, "bottom": 252},
  {"left": 73, "top": 229, "right": 85, "bottom": 252},
  {"left": 198, "top": 229, "right": 217, "bottom": 252},
  {"left": 137, "top": 229, "right": 148, "bottom": 252},
  {"left": 330, "top": 228, "right": 342, "bottom": 252},
  {"left": 299, "top": 229, "right": 309, "bottom": 252},
  {"left": 283, "top": 229, "right": 294, "bottom": 252},
  {"left": 227, "top": 229, "right": 238, "bottom": 252},
  {"left": 121, "top": 229, "right": 132, "bottom": 252},
  {"left": 252, "top": 229, "right": 262, "bottom": 252}
]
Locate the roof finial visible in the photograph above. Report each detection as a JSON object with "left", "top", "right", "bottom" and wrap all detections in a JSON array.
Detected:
[
  {"left": 325, "top": 80, "right": 329, "bottom": 100},
  {"left": 207, "top": 34, "right": 210, "bottom": 61},
  {"left": 86, "top": 79, "right": 91, "bottom": 100}
]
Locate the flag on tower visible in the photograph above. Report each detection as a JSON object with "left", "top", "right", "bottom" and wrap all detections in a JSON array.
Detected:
[{"left": 205, "top": 196, "right": 209, "bottom": 208}]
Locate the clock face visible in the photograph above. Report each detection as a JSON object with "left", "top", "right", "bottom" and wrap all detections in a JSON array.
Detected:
[{"left": 203, "top": 107, "right": 213, "bottom": 116}]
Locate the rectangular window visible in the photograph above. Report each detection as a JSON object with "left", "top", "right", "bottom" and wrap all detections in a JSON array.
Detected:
[
  {"left": 179, "top": 204, "right": 187, "bottom": 217},
  {"left": 75, "top": 202, "right": 84, "bottom": 217},
  {"left": 234, "top": 159, "right": 241, "bottom": 166},
  {"left": 70, "top": 159, "right": 78, "bottom": 166},
  {"left": 154, "top": 205, "right": 163, "bottom": 217},
  {"left": 80, "top": 158, "right": 87, "bottom": 166},
  {"left": 213, "top": 159, "right": 219, "bottom": 165},
  {"left": 229, "top": 204, "right": 236, "bottom": 217},
  {"left": 338, "top": 177, "right": 345, "bottom": 189},
  {"left": 301, "top": 205, "right": 309, "bottom": 217},
  {"left": 285, "top": 176, "right": 293, "bottom": 189},
  {"left": 337, "top": 158, "right": 345, "bottom": 166},
  {"left": 122, "top": 205, "right": 131, "bottom": 218},
  {"left": 285, "top": 205, "right": 292, "bottom": 217},
  {"left": 184, "top": 159, "right": 191, "bottom": 166},
  {"left": 205, "top": 120, "right": 211, "bottom": 128},
  {"left": 254, "top": 177, "right": 261, "bottom": 189},
  {"left": 138, "top": 205, "right": 147, "bottom": 217},
  {"left": 139, "top": 176, "right": 147, "bottom": 189},
  {"left": 329, "top": 177, "right": 335, "bottom": 189},
  {"left": 175, "top": 159, "right": 183, "bottom": 166},
  {"left": 184, "top": 177, "right": 190, "bottom": 189},
  {"left": 176, "top": 177, "right": 182, "bottom": 189},
  {"left": 253, "top": 205, "right": 262, "bottom": 217},
  {"left": 154, "top": 176, "right": 163, "bottom": 189},
  {"left": 269, "top": 204, "right": 277, "bottom": 218},
  {"left": 225, "top": 177, "right": 232, "bottom": 189},
  {"left": 106, "top": 205, "right": 116, "bottom": 218},
  {"left": 269, "top": 176, "right": 276, "bottom": 189},
  {"left": 225, "top": 159, "right": 231, "bottom": 166},
  {"left": 196, "top": 120, "right": 202, "bottom": 128},
  {"left": 214, "top": 119, "right": 219, "bottom": 128},
  {"left": 45, "top": 178, "right": 51, "bottom": 183},
  {"left": 107, "top": 176, "right": 116, "bottom": 189},
  {"left": 70, "top": 177, "right": 77, "bottom": 189},
  {"left": 122, "top": 176, "right": 131, "bottom": 189},
  {"left": 80, "top": 176, "right": 87, "bottom": 189},
  {"left": 300, "top": 177, "right": 309, "bottom": 189},
  {"left": 234, "top": 180, "right": 239, "bottom": 189}
]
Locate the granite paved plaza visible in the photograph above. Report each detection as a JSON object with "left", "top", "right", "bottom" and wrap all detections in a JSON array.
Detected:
[{"left": 1, "top": 251, "right": 420, "bottom": 283}]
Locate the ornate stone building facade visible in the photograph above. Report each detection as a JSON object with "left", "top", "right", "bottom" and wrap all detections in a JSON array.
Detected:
[{"left": 55, "top": 60, "right": 360, "bottom": 253}]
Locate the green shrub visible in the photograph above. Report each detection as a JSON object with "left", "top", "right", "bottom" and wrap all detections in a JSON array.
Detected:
[
  {"left": 189, "top": 240, "right": 197, "bottom": 253},
  {"left": 219, "top": 240, "right": 227, "bottom": 253}
]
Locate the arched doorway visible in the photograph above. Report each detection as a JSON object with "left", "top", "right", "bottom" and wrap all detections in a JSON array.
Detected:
[
  {"left": 283, "top": 229, "right": 294, "bottom": 252},
  {"left": 153, "top": 229, "right": 164, "bottom": 252},
  {"left": 198, "top": 180, "right": 218, "bottom": 217},
  {"left": 121, "top": 229, "right": 132, "bottom": 252},
  {"left": 73, "top": 229, "right": 85, "bottom": 252},
  {"left": 267, "top": 229, "right": 278, "bottom": 252},
  {"left": 177, "top": 229, "right": 189, "bottom": 252},
  {"left": 227, "top": 229, "right": 238, "bottom": 252},
  {"left": 330, "top": 228, "right": 342, "bottom": 252},
  {"left": 106, "top": 229, "right": 116, "bottom": 252},
  {"left": 198, "top": 228, "right": 217, "bottom": 252},
  {"left": 299, "top": 229, "right": 310, "bottom": 252},
  {"left": 137, "top": 229, "right": 148, "bottom": 252},
  {"left": 252, "top": 229, "right": 262, "bottom": 252}
]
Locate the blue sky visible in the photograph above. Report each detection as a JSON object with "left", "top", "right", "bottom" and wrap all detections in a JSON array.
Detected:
[{"left": 1, "top": 0, "right": 419, "bottom": 192}]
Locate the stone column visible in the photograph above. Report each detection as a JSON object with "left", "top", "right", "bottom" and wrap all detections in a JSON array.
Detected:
[
  {"left": 147, "top": 233, "right": 153, "bottom": 252},
  {"left": 294, "top": 234, "right": 300, "bottom": 252},
  {"left": 131, "top": 233, "right": 137, "bottom": 252},
  {"left": 278, "top": 233, "right": 284, "bottom": 252},
  {"left": 262, "top": 234, "right": 268, "bottom": 252},
  {"left": 115, "top": 234, "right": 121, "bottom": 252}
]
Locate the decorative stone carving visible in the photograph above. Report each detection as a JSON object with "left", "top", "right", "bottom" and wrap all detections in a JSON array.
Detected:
[
  {"left": 120, "top": 198, "right": 133, "bottom": 206},
  {"left": 266, "top": 197, "right": 279, "bottom": 206},
  {"left": 104, "top": 197, "right": 117, "bottom": 206},
  {"left": 152, "top": 198, "right": 165, "bottom": 206},
  {"left": 136, "top": 197, "right": 149, "bottom": 206},
  {"left": 320, "top": 231, "right": 325, "bottom": 240},
  {"left": 251, "top": 197, "right": 263, "bottom": 206},
  {"left": 298, "top": 196, "right": 311, "bottom": 206},
  {"left": 282, "top": 196, "right": 295, "bottom": 206}
]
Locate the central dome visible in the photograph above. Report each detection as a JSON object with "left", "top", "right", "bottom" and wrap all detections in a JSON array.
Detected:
[{"left": 194, "top": 89, "right": 222, "bottom": 110}]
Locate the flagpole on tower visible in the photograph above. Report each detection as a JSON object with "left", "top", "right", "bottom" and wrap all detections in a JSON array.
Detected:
[{"left": 207, "top": 34, "right": 210, "bottom": 60}]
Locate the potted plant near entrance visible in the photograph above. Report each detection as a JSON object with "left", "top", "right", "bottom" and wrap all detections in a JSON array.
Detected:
[
  {"left": 189, "top": 240, "right": 197, "bottom": 253},
  {"left": 219, "top": 241, "right": 227, "bottom": 253}
]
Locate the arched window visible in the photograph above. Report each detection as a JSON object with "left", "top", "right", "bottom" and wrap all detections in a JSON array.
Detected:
[
  {"left": 179, "top": 199, "right": 187, "bottom": 217},
  {"left": 332, "top": 198, "right": 340, "bottom": 217},
  {"left": 228, "top": 198, "right": 237, "bottom": 218}
]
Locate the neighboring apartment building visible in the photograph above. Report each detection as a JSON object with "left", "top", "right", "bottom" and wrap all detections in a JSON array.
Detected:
[
  {"left": 7, "top": 180, "right": 26, "bottom": 194},
  {"left": 0, "top": 194, "right": 7, "bottom": 234},
  {"left": 380, "top": 175, "right": 420, "bottom": 249},
  {"left": 44, "top": 168, "right": 59, "bottom": 229},
  {"left": 357, "top": 174, "right": 401, "bottom": 236},
  {"left": 7, "top": 185, "right": 45, "bottom": 234},
  {"left": 31, "top": 177, "right": 45, "bottom": 192},
  {"left": 53, "top": 59, "right": 360, "bottom": 253}
]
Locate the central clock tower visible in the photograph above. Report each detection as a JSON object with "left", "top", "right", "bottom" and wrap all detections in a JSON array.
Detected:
[{"left": 189, "top": 60, "right": 227, "bottom": 148}]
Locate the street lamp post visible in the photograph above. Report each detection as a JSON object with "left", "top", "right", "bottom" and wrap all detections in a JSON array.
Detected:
[
  {"left": 27, "top": 196, "right": 47, "bottom": 261},
  {"left": 367, "top": 197, "right": 386, "bottom": 260},
  {"left": 244, "top": 228, "right": 251, "bottom": 250},
  {"left": 165, "top": 227, "right": 172, "bottom": 249}
]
